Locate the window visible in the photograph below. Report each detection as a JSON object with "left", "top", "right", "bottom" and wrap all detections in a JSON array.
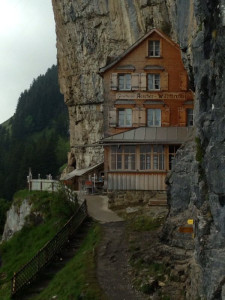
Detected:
[
  {"left": 118, "top": 108, "right": 132, "bottom": 127},
  {"left": 153, "top": 145, "right": 164, "bottom": 170},
  {"left": 124, "top": 146, "right": 136, "bottom": 170},
  {"left": 140, "top": 145, "right": 165, "bottom": 171},
  {"left": 148, "top": 73, "right": 160, "bottom": 90},
  {"left": 187, "top": 109, "right": 193, "bottom": 126},
  {"left": 118, "top": 74, "right": 131, "bottom": 90},
  {"left": 148, "top": 40, "right": 160, "bottom": 57},
  {"left": 140, "top": 145, "right": 151, "bottom": 170},
  {"left": 147, "top": 109, "right": 161, "bottom": 127},
  {"left": 110, "top": 145, "right": 165, "bottom": 171},
  {"left": 169, "top": 145, "right": 180, "bottom": 170},
  {"left": 111, "top": 146, "right": 122, "bottom": 170},
  {"left": 110, "top": 146, "right": 135, "bottom": 170}
]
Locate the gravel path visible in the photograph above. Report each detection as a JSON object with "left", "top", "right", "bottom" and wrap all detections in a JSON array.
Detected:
[
  {"left": 86, "top": 195, "right": 123, "bottom": 223},
  {"left": 86, "top": 195, "right": 145, "bottom": 300},
  {"left": 97, "top": 222, "right": 144, "bottom": 300}
]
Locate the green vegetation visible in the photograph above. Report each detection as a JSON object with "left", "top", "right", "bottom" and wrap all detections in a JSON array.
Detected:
[
  {"left": 0, "top": 199, "right": 10, "bottom": 237},
  {"left": 33, "top": 224, "right": 106, "bottom": 300},
  {"left": 0, "top": 189, "right": 78, "bottom": 299},
  {"left": 0, "top": 65, "right": 69, "bottom": 201},
  {"left": 127, "top": 215, "right": 164, "bottom": 232}
]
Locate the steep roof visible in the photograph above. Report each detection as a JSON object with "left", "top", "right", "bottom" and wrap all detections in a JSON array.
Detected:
[{"left": 99, "top": 28, "right": 179, "bottom": 74}]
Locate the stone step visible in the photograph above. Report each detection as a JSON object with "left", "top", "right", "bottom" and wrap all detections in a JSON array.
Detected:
[
  {"left": 149, "top": 199, "right": 168, "bottom": 206},
  {"left": 155, "top": 193, "right": 167, "bottom": 200}
]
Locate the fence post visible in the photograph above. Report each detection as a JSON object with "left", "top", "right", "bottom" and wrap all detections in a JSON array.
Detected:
[{"left": 12, "top": 272, "right": 16, "bottom": 295}]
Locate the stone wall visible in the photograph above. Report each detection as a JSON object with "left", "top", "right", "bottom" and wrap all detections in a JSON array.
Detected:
[{"left": 108, "top": 190, "right": 166, "bottom": 208}]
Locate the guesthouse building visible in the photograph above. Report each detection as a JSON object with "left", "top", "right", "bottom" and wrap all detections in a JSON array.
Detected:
[{"left": 99, "top": 28, "right": 194, "bottom": 191}]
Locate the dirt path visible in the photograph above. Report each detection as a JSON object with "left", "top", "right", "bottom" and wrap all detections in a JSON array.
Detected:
[
  {"left": 86, "top": 195, "right": 123, "bottom": 223},
  {"left": 97, "top": 221, "right": 144, "bottom": 300},
  {"left": 86, "top": 195, "right": 145, "bottom": 300}
]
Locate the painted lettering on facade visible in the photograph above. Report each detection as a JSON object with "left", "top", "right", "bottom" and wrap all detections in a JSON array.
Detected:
[{"left": 116, "top": 92, "right": 186, "bottom": 100}]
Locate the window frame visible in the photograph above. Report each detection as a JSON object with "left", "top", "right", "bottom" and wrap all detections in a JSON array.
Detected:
[
  {"left": 169, "top": 145, "right": 180, "bottom": 170},
  {"left": 148, "top": 40, "right": 160, "bottom": 57},
  {"left": 186, "top": 108, "right": 194, "bottom": 127},
  {"left": 147, "top": 109, "right": 161, "bottom": 127},
  {"left": 111, "top": 146, "right": 122, "bottom": 170},
  {"left": 147, "top": 73, "right": 160, "bottom": 90},
  {"left": 140, "top": 145, "right": 152, "bottom": 170},
  {"left": 118, "top": 108, "right": 132, "bottom": 128},
  {"left": 110, "top": 145, "right": 136, "bottom": 171},
  {"left": 110, "top": 145, "right": 166, "bottom": 171},
  {"left": 118, "top": 73, "right": 132, "bottom": 91}
]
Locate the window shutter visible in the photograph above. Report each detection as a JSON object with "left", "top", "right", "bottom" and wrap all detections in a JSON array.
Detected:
[
  {"left": 139, "top": 108, "right": 146, "bottom": 126},
  {"left": 140, "top": 73, "right": 147, "bottom": 90},
  {"left": 161, "top": 107, "right": 170, "bottom": 126},
  {"left": 131, "top": 73, "right": 139, "bottom": 90},
  {"left": 132, "top": 108, "right": 139, "bottom": 126},
  {"left": 109, "top": 109, "right": 117, "bottom": 127},
  {"left": 178, "top": 107, "right": 186, "bottom": 126},
  {"left": 161, "top": 72, "right": 168, "bottom": 91},
  {"left": 111, "top": 73, "right": 118, "bottom": 90},
  {"left": 180, "top": 71, "right": 188, "bottom": 91}
]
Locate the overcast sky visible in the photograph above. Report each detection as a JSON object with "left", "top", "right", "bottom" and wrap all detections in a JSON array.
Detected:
[{"left": 0, "top": 0, "right": 57, "bottom": 124}]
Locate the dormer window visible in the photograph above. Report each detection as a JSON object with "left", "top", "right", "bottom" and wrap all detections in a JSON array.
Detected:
[
  {"left": 148, "top": 40, "right": 160, "bottom": 57},
  {"left": 118, "top": 74, "right": 131, "bottom": 90}
]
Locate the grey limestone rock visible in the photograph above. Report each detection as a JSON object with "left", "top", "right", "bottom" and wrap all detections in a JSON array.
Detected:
[
  {"left": 52, "top": 0, "right": 225, "bottom": 298},
  {"left": 2, "top": 199, "right": 32, "bottom": 242}
]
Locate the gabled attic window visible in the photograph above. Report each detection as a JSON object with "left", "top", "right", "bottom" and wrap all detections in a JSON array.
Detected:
[{"left": 148, "top": 40, "right": 160, "bottom": 57}]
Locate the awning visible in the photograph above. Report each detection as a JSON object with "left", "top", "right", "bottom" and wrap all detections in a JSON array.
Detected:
[
  {"left": 143, "top": 65, "right": 165, "bottom": 70},
  {"left": 101, "top": 127, "right": 194, "bottom": 144}
]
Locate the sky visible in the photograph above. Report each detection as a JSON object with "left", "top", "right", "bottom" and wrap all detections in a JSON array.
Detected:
[{"left": 0, "top": 0, "right": 57, "bottom": 124}]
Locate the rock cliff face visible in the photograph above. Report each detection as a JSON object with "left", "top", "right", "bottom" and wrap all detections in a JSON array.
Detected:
[
  {"left": 52, "top": 0, "right": 174, "bottom": 170},
  {"left": 52, "top": 0, "right": 225, "bottom": 298},
  {"left": 166, "top": 1, "right": 225, "bottom": 299},
  {"left": 2, "top": 199, "right": 31, "bottom": 242}
]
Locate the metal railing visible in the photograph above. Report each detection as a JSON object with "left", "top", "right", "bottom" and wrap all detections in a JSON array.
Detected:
[{"left": 11, "top": 200, "right": 88, "bottom": 298}]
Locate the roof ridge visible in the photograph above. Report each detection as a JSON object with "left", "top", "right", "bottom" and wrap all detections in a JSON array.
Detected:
[{"left": 99, "top": 28, "right": 179, "bottom": 74}]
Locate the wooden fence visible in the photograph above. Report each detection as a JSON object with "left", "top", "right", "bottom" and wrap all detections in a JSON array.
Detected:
[{"left": 11, "top": 200, "right": 88, "bottom": 298}]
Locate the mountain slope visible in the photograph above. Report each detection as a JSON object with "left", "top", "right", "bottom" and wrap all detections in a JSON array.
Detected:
[{"left": 0, "top": 65, "right": 69, "bottom": 201}]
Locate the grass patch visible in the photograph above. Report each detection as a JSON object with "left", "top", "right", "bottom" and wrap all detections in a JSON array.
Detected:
[
  {"left": 127, "top": 215, "right": 163, "bottom": 232},
  {"left": 0, "top": 188, "right": 78, "bottom": 299},
  {"left": 32, "top": 223, "right": 106, "bottom": 300}
]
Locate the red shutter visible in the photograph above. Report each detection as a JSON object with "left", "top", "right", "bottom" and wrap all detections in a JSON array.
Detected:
[
  {"left": 180, "top": 71, "right": 188, "bottom": 91},
  {"left": 161, "top": 107, "right": 170, "bottom": 126},
  {"left": 178, "top": 107, "right": 186, "bottom": 126},
  {"left": 161, "top": 72, "right": 168, "bottom": 91}
]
